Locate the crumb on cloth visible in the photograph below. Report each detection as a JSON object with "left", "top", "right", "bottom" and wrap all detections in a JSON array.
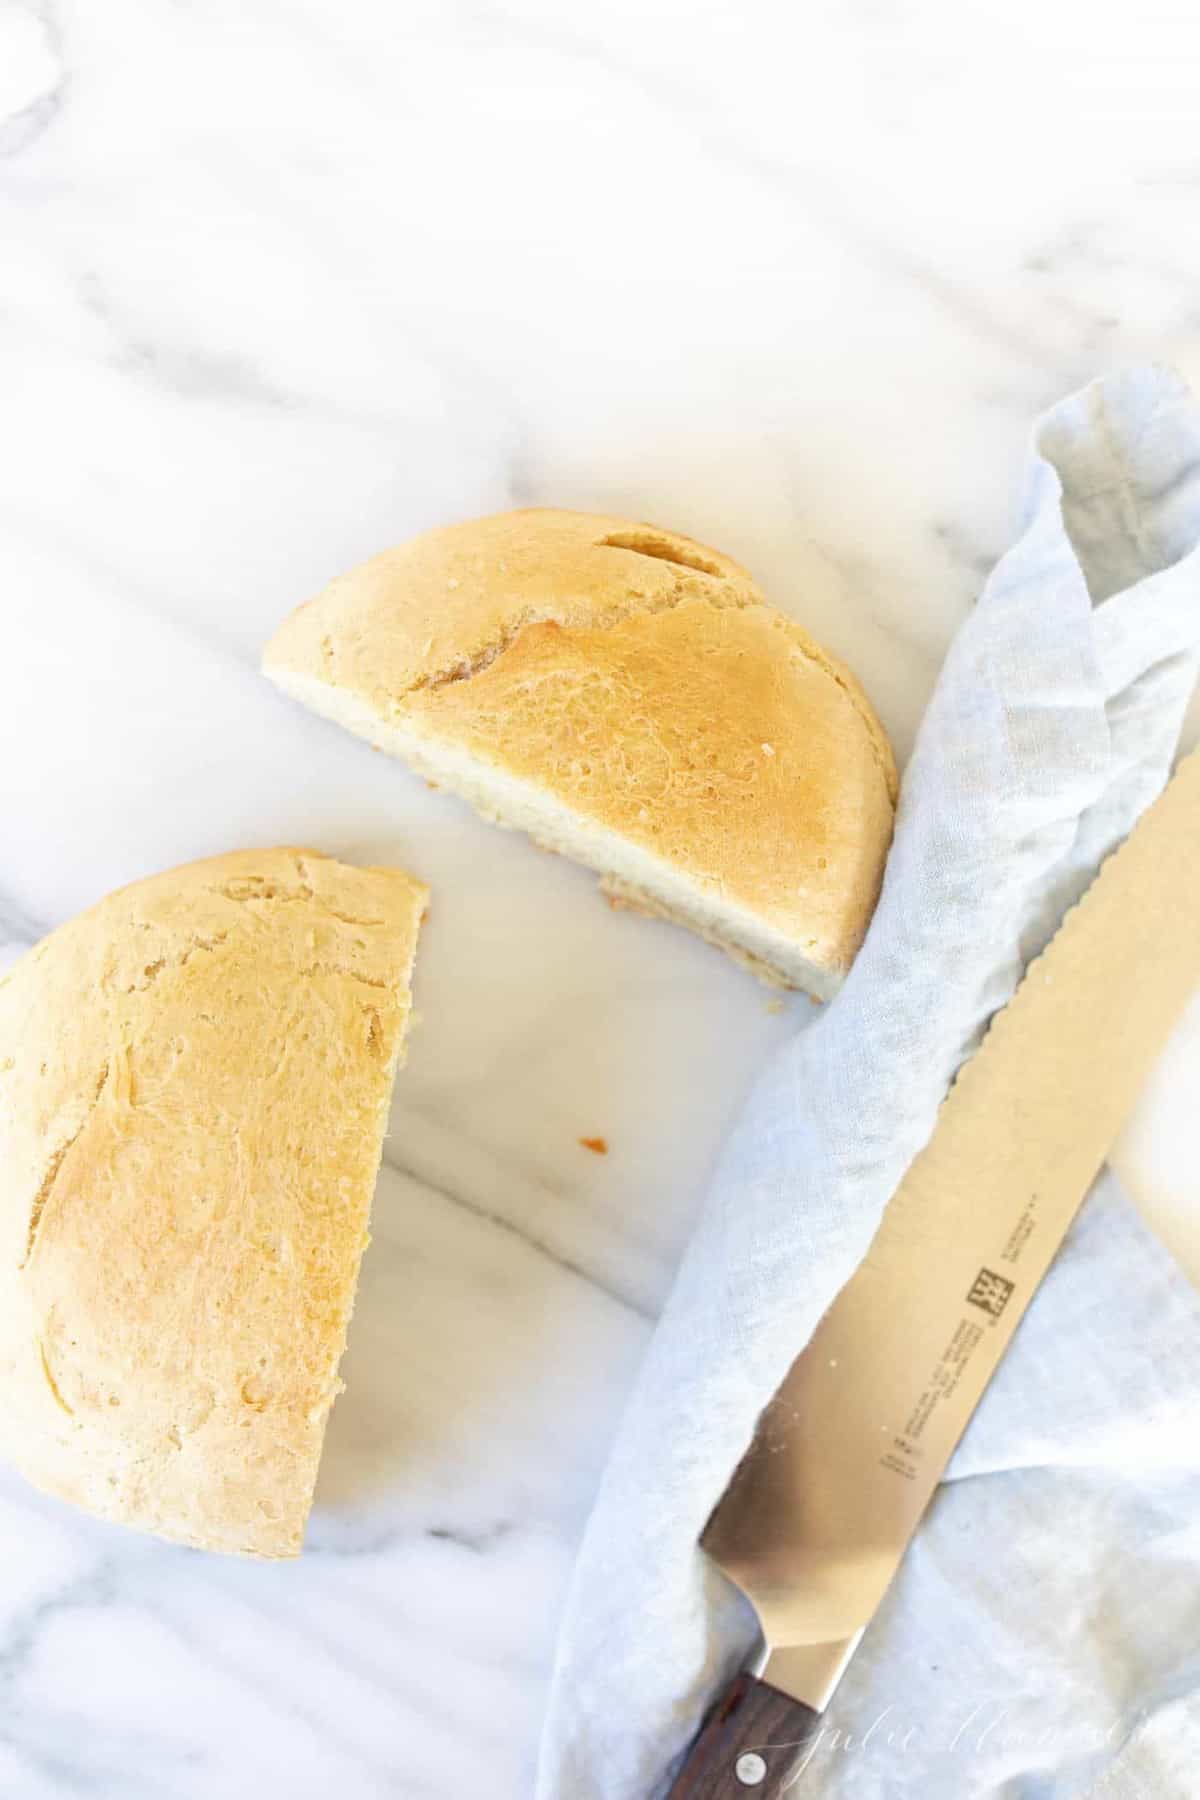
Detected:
[{"left": 579, "top": 1136, "right": 608, "bottom": 1155}]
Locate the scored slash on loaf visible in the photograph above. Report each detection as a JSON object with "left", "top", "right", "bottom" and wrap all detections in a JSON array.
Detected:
[{"left": 263, "top": 509, "right": 897, "bottom": 997}]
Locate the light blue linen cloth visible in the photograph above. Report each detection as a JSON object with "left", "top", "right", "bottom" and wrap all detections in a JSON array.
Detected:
[{"left": 537, "top": 366, "right": 1200, "bottom": 1799}]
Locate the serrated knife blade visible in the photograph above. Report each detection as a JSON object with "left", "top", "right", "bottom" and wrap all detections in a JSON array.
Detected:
[{"left": 668, "top": 749, "right": 1200, "bottom": 1798}]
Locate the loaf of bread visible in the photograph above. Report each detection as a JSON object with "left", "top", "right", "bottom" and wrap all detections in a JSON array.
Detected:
[
  {"left": 0, "top": 848, "right": 426, "bottom": 1556},
  {"left": 263, "top": 510, "right": 896, "bottom": 995}
]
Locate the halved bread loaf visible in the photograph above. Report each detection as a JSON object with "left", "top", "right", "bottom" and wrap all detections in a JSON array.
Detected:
[
  {"left": 264, "top": 509, "right": 897, "bottom": 995},
  {"left": 0, "top": 848, "right": 426, "bottom": 1556}
]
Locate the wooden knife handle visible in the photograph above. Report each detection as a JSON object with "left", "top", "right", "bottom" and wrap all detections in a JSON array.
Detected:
[{"left": 667, "top": 1673, "right": 823, "bottom": 1797}]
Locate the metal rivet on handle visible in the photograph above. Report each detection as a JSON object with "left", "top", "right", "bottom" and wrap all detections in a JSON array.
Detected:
[{"left": 735, "top": 1753, "right": 767, "bottom": 1786}]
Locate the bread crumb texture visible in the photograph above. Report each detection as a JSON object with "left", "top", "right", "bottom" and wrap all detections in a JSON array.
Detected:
[
  {"left": 264, "top": 509, "right": 897, "bottom": 989},
  {"left": 0, "top": 849, "right": 426, "bottom": 1557}
]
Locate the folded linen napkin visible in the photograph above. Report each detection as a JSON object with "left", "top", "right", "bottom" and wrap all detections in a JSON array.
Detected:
[{"left": 537, "top": 365, "right": 1200, "bottom": 1799}]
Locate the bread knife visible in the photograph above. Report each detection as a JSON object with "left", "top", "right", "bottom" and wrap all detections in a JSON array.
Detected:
[{"left": 667, "top": 748, "right": 1200, "bottom": 1798}]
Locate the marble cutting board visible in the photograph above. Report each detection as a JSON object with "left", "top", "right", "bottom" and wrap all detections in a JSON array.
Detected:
[{"left": 1, "top": 4, "right": 1199, "bottom": 1795}]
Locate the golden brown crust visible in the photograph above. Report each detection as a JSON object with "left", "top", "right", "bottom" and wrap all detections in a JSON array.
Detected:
[
  {"left": 264, "top": 509, "right": 897, "bottom": 984},
  {"left": 0, "top": 848, "right": 427, "bottom": 1556},
  {"left": 266, "top": 510, "right": 760, "bottom": 703},
  {"left": 407, "top": 599, "right": 893, "bottom": 973}
]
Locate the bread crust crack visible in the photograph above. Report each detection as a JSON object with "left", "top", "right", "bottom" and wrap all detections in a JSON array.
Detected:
[
  {"left": 124, "top": 930, "right": 229, "bottom": 994},
  {"left": 403, "top": 579, "right": 750, "bottom": 702},
  {"left": 595, "top": 528, "right": 729, "bottom": 578},
  {"left": 21, "top": 1061, "right": 110, "bottom": 1269}
]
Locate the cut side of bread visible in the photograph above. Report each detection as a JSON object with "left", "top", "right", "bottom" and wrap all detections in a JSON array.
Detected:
[
  {"left": 0, "top": 848, "right": 427, "bottom": 1557},
  {"left": 265, "top": 510, "right": 897, "bottom": 994}
]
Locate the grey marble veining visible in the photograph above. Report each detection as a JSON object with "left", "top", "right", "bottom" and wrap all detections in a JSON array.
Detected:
[{"left": 2, "top": 2, "right": 1199, "bottom": 1793}]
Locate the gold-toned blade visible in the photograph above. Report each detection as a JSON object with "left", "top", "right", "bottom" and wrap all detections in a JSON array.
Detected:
[
  {"left": 759, "top": 1636, "right": 864, "bottom": 1713},
  {"left": 704, "top": 748, "right": 1200, "bottom": 1713}
]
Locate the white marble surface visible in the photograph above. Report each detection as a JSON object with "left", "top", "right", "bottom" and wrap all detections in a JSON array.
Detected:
[{"left": 2, "top": 3, "right": 1199, "bottom": 1795}]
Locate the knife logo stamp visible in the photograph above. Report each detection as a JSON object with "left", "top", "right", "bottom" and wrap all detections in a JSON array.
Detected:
[{"left": 966, "top": 1267, "right": 1015, "bottom": 1319}]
